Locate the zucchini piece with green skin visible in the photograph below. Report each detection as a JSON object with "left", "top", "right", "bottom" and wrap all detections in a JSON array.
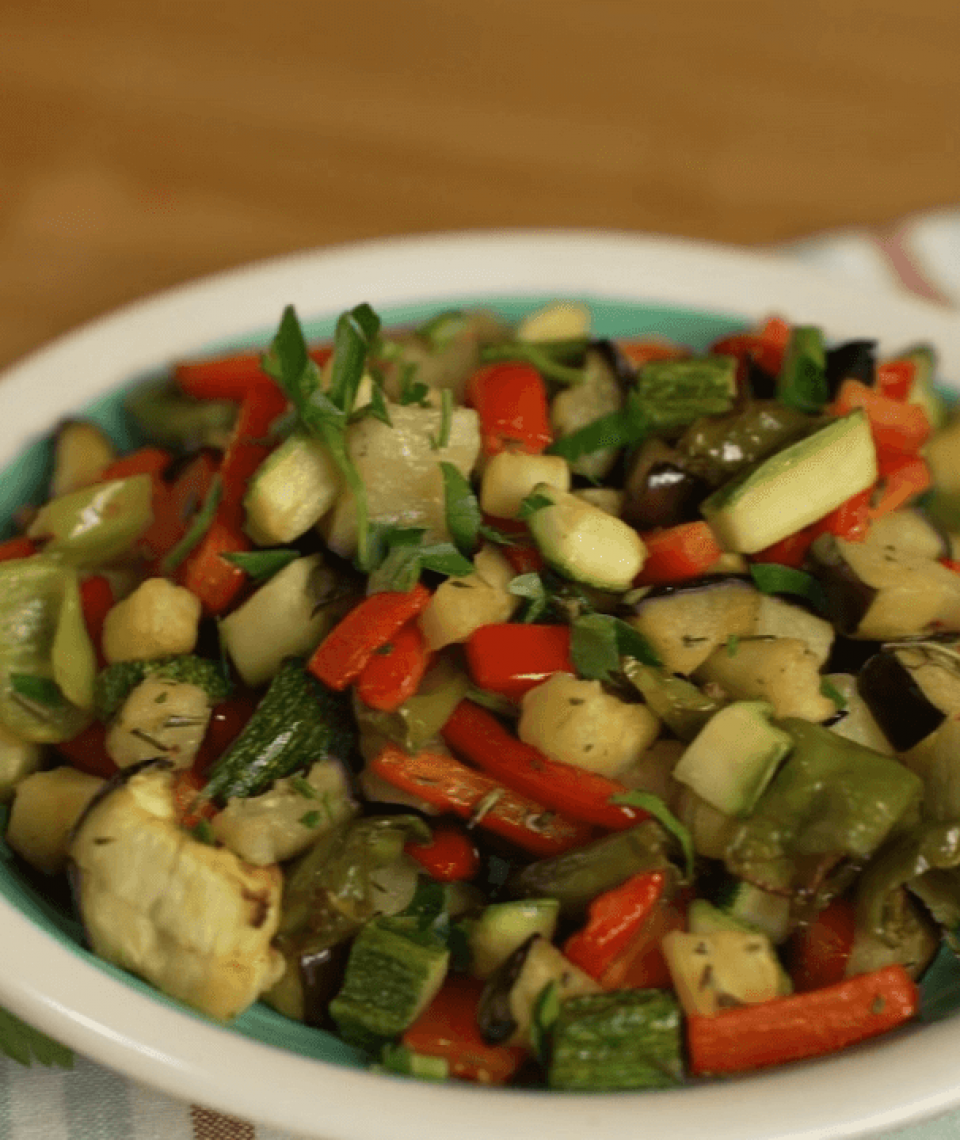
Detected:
[
  {"left": 94, "top": 655, "right": 230, "bottom": 723},
  {"left": 621, "top": 659, "right": 723, "bottom": 741},
  {"left": 465, "top": 899, "right": 560, "bottom": 979},
  {"left": 49, "top": 419, "right": 117, "bottom": 499},
  {"left": 701, "top": 411, "right": 877, "bottom": 554},
  {"left": 203, "top": 658, "right": 358, "bottom": 803},
  {"left": 662, "top": 929, "right": 787, "bottom": 1017},
  {"left": 243, "top": 431, "right": 342, "bottom": 546},
  {"left": 548, "top": 989, "right": 683, "bottom": 1091},
  {"left": 526, "top": 483, "right": 646, "bottom": 592},
  {"left": 329, "top": 916, "right": 450, "bottom": 1052},
  {"left": 776, "top": 325, "right": 828, "bottom": 413},
  {"left": 635, "top": 355, "right": 738, "bottom": 432},
  {"left": 709, "top": 880, "right": 792, "bottom": 944},
  {"left": 124, "top": 380, "right": 236, "bottom": 450}
]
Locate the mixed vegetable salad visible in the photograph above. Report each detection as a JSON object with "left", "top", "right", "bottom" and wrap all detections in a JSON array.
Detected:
[{"left": 4, "top": 298, "right": 960, "bottom": 1090}]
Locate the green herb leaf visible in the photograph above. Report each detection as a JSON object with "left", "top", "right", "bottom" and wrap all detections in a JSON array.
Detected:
[
  {"left": 395, "top": 359, "right": 431, "bottom": 407},
  {"left": 726, "top": 634, "right": 740, "bottom": 658},
  {"left": 160, "top": 474, "right": 222, "bottom": 574},
  {"left": 368, "top": 542, "right": 424, "bottom": 594},
  {"left": 610, "top": 790, "right": 696, "bottom": 880},
  {"left": 379, "top": 1043, "right": 450, "bottom": 1081},
  {"left": 222, "top": 548, "right": 300, "bottom": 582},
  {"left": 191, "top": 819, "right": 216, "bottom": 845},
  {"left": 547, "top": 389, "right": 650, "bottom": 463},
  {"left": 417, "top": 543, "right": 475, "bottom": 579},
  {"left": 518, "top": 491, "right": 554, "bottom": 520},
  {"left": 477, "top": 523, "right": 520, "bottom": 546},
  {"left": 328, "top": 303, "right": 381, "bottom": 415},
  {"left": 440, "top": 462, "right": 481, "bottom": 555},
  {"left": 290, "top": 774, "right": 318, "bottom": 799},
  {"left": 529, "top": 980, "right": 561, "bottom": 1063},
  {"left": 480, "top": 340, "right": 588, "bottom": 386},
  {"left": 508, "top": 572, "right": 549, "bottom": 623},
  {"left": 570, "top": 614, "right": 661, "bottom": 680},
  {"left": 300, "top": 810, "right": 322, "bottom": 829},
  {"left": 9, "top": 673, "right": 67, "bottom": 710},
  {"left": 748, "top": 562, "right": 829, "bottom": 614},
  {"left": 820, "top": 677, "right": 848, "bottom": 711},
  {"left": 415, "top": 309, "right": 468, "bottom": 350},
  {"left": 0, "top": 1006, "right": 73, "bottom": 1068},
  {"left": 432, "top": 388, "right": 453, "bottom": 450}
]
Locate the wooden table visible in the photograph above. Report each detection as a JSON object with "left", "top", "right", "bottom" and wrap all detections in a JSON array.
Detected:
[{"left": 2, "top": 0, "right": 958, "bottom": 369}]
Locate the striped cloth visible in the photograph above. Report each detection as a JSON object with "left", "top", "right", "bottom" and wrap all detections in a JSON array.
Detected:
[{"left": 3, "top": 210, "right": 960, "bottom": 1140}]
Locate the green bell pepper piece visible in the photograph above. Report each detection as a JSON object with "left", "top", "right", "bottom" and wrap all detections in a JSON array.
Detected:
[{"left": 27, "top": 475, "right": 153, "bottom": 568}]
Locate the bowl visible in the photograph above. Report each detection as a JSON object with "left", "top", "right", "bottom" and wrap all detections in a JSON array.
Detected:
[{"left": 2, "top": 230, "right": 960, "bottom": 1140}]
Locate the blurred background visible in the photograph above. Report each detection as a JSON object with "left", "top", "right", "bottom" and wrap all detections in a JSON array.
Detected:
[{"left": 2, "top": 0, "right": 958, "bottom": 370}]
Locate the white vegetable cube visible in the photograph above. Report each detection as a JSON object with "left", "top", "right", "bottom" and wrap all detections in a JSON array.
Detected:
[
  {"left": 572, "top": 488, "right": 624, "bottom": 516},
  {"left": 0, "top": 722, "right": 44, "bottom": 801},
  {"left": 7, "top": 767, "right": 105, "bottom": 873},
  {"left": 662, "top": 929, "right": 787, "bottom": 1016},
  {"left": 519, "top": 674, "right": 660, "bottom": 778},
  {"left": 106, "top": 679, "right": 212, "bottom": 770},
  {"left": 418, "top": 545, "right": 518, "bottom": 651},
  {"left": 102, "top": 578, "right": 202, "bottom": 662},
  {"left": 480, "top": 452, "right": 571, "bottom": 519},
  {"left": 516, "top": 301, "right": 591, "bottom": 343}
]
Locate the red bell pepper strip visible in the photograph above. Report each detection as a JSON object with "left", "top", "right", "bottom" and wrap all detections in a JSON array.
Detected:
[
  {"left": 943, "top": 559, "right": 960, "bottom": 576},
  {"left": 193, "top": 690, "right": 260, "bottom": 776},
  {"left": 355, "top": 619, "right": 431, "bottom": 712},
  {"left": 174, "top": 508, "right": 250, "bottom": 616},
  {"left": 502, "top": 542, "right": 544, "bottom": 575},
  {"left": 832, "top": 379, "right": 931, "bottom": 455},
  {"left": 402, "top": 975, "right": 527, "bottom": 1085},
  {"left": 563, "top": 870, "right": 667, "bottom": 980},
  {"left": 869, "top": 453, "right": 931, "bottom": 520},
  {"left": 617, "top": 338, "right": 688, "bottom": 368},
  {"left": 635, "top": 522, "right": 724, "bottom": 586},
  {"left": 406, "top": 824, "right": 481, "bottom": 882},
  {"left": 809, "top": 487, "right": 872, "bottom": 543},
  {"left": 174, "top": 345, "right": 332, "bottom": 402},
  {"left": 750, "top": 528, "right": 816, "bottom": 569},
  {"left": 0, "top": 536, "right": 37, "bottom": 563},
  {"left": 786, "top": 895, "right": 856, "bottom": 993},
  {"left": 711, "top": 316, "right": 792, "bottom": 379},
  {"left": 218, "top": 384, "right": 290, "bottom": 529},
  {"left": 687, "top": 965, "right": 918, "bottom": 1077},
  {"left": 598, "top": 887, "right": 689, "bottom": 991},
  {"left": 465, "top": 623, "right": 573, "bottom": 701},
  {"left": 442, "top": 700, "right": 649, "bottom": 832},
  {"left": 56, "top": 721, "right": 117, "bottom": 780},
  {"left": 370, "top": 745, "right": 594, "bottom": 858},
  {"left": 875, "top": 359, "right": 915, "bottom": 402},
  {"left": 97, "top": 447, "right": 173, "bottom": 484},
  {"left": 172, "top": 768, "right": 219, "bottom": 830},
  {"left": 308, "top": 584, "right": 432, "bottom": 691},
  {"left": 79, "top": 575, "right": 115, "bottom": 668},
  {"left": 466, "top": 362, "right": 552, "bottom": 456},
  {"left": 138, "top": 451, "right": 219, "bottom": 566}
]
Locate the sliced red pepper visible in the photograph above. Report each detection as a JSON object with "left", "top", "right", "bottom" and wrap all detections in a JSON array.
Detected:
[
  {"left": 687, "top": 965, "right": 918, "bottom": 1076},
  {"left": 442, "top": 700, "right": 649, "bottom": 832},
  {"left": 79, "top": 575, "right": 115, "bottom": 668},
  {"left": 172, "top": 768, "right": 218, "bottom": 830},
  {"left": 174, "top": 345, "right": 332, "bottom": 402},
  {"left": 355, "top": 619, "right": 431, "bottom": 712},
  {"left": 711, "top": 316, "right": 791, "bottom": 379},
  {"left": 563, "top": 870, "right": 667, "bottom": 980},
  {"left": 308, "top": 584, "right": 432, "bottom": 691},
  {"left": 465, "top": 623, "right": 573, "bottom": 701},
  {"left": 750, "top": 528, "right": 816, "bottom": 569},
  {"left": 617, "top": 338, "right": 688, "bottom": 368},
  {"left": 0, "top": 536, "right": 37, "bottom": 562},
  {"left": 832, "top": 378, "right": 931, "bottom": 455},
  {"left": 370, "top": 745, "right": 594, "bottom": 858},
  {"left": 97, "top": 447, "right": 173, "bottom": 484},
  {"left": 598, "top": 887, "right": 689, "bottom": 991},
  {"left": 875, "top": 359, "right": 915, "bottom": 402},
  {"left": 138, "top": 451, "right": 219, "bottom": 566},
  {"left": 942, "top": 559, "right": 960, "bottom": 576},
  {"left": 402, "top": 975, "right": 527, "bottom": 1085},
  {"left": 869, "top": 453, "right": 932, "bottom": 520},
  {"left": 635, "top": 522, "right": 724, "bottom": 585},
  {"left": 466, "top": 362, "right": 552, "bottom": 456},
  {"left": 174, "top": 508, "right": 250, "bottom": 616},
  {"left": 786, "top": 895, "right": 856, "bottom": 993},
  {"left": 55, "top": 721, "right": 117, "bottom": 780},
  {"left": 406, "top": 824, "right": 481, "bottom": 882},
  {"left": 809, "top": 487, "right": 872, "bottom": 543},
  {"left": 501, "top": 542, "right": 544, "bottom": 575},
  {"left": 218, "top": 384, "right": 290, "bottom": 529}
]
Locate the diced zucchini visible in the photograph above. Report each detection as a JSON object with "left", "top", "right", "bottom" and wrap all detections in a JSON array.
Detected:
[
  {"left": 101, "top": 578, "right": 202, "bottom": 663},
  {"left": 701, "top": 411, "right": 877, "bottom": 553},
  {"left": 6, "top": 767, "right": 105, "bottom": 873},
  {"left": 418, "top": 546, "right": 518, "bottom": 651},
  {"left": 244, "top": 432, "right": 342, "bottom": 546},
  {"left": 219, "top": 555, "right": 357, "bottom": 687},
  {"left": 0, "top": 722, "right": 45, "bottom": 801},
  {"left": 822, "top": 672, "right": 893, "bottom": 755},
  {"left": 548, "top": 989, "right": 683, "bottom": 1091},
  {"left": 753, "top": 595, "right": 834, "bottom": 667},
  {"left": 527, "top": 484, "right": 646, "bottom": 592},
  {"left": 516, "top": 300, "right": 591, "bottom": 343},
  {"left": 711, "top": 880, "right": 792, "bottom": 944},
  {"left": 695, "top": 637, "right": 836, "bottom": 722},
  {"left": 673, "top": 701, "right": 792, "bottom": 818},
  {"left": 466, "top": 899, "right": 560, "bottom": 979},
  {"left": 572, "top": 487, "right": 623, "bottom": 515},
  {"left": 479, "top": 452, "right": 570, "bottom": 519},
  {"left": 329, "top": 918, "right": 450, "bottom": 1051},
  {"left": 105, "top": 678, "right": 212, "bottom": 770},
  {"left": 518, "top": 673, "right": 659, "bottom": 778},
  {"left": 864, "top": 510, "right": 947, "bottom": 562},
  {"left": 662, "top": 929, "right": 786, "bottom": 1016}
]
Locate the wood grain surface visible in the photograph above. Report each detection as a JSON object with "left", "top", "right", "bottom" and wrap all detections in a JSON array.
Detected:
[{"left": 1, "top": 0, "right": 958, "bottom": 369}]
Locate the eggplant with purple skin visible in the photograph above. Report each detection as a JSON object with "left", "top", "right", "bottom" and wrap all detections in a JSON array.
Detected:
[
  {"left": 824, "top": 340, "right": 876, "bottom": 393},
  {"left": 858, "top": 640, "right": 960, "bottom": 753},
  {"left": 622, "top": 460, "right": 710, "bottom": 530}
]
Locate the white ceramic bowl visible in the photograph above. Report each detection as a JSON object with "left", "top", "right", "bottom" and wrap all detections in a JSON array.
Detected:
[{"left": 2, "top": 231, "right": 960, "bottom": 1140}]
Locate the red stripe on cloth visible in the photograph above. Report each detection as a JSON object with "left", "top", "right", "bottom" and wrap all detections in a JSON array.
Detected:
[
  {"left": 191, "top": 1105, "right": 257, "bottom": 1140},
  {"left": 871, "top": 225, "right": 954, "bottom": 306}
]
